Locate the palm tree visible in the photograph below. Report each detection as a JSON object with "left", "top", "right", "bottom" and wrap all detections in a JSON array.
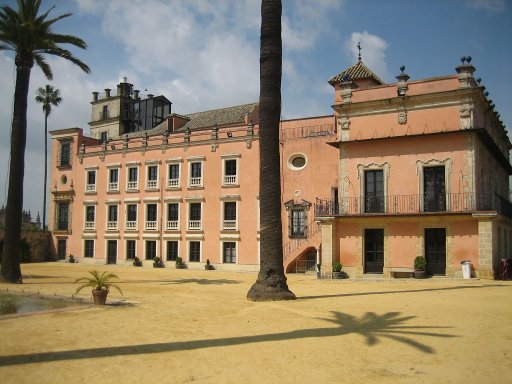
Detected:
[
  {"left": 0, "top": 0, "right": 90, "bottom": 283},
  {"left": 35, "top": 84, "right": 62, "bottom": 232},
  {"left": 247, "top": 0, "right": 295, "bottom": 301}
]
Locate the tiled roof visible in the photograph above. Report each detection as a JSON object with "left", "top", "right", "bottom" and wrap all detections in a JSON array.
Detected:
[
  {"left": 115, "top": 102, "right": 258, "bottom": 139},
  {"left": 328, "top": 60, "right": 385, "bottom": 86},
  {"left": 180, "top": 102, "right": 258, "bottom": 131}
]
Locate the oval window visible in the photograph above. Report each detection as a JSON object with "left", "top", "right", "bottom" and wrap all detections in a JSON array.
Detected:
[
  {"left": 61, "top": 175, "right": 68, "bottom": 184},
  {"left": 288, "top": 154, "right": 307, "bottom": 171}
]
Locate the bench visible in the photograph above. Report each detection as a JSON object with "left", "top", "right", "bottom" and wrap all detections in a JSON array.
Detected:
[{"left": 389, "top": 267, "right": 415, "bottom": 278}]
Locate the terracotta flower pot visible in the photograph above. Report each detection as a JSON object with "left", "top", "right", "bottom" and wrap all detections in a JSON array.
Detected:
[{"left": 92, "top": 289, "right": 109, "bottom": 305}]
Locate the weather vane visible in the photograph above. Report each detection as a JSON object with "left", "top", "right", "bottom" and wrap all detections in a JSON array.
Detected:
[{"left": 357, "top": 42, "right": 362, "bottom": 62}]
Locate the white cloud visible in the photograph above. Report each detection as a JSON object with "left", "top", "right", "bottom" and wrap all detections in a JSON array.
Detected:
[
  {"left": 345, "top": 31, "right": 392, "bottom": 82},
  {"left": 467, "top": 0, "right": 505, "bottom": 11}
]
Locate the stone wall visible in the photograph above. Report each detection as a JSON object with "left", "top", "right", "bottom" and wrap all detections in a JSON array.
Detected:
[{"left": 0, "top": 230, "right": 53, "bottom": 263}]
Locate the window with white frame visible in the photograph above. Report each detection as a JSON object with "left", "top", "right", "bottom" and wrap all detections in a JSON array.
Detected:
[
  {"left": 166, "top": 240, "right": 179, "bottom": 261},
  {"left": 223, "top": 241, "right": 236, "bottom": 263},
  {"left": 146, "top": 165, "right": 159, "bottom": 190},
  {"left": 84, "top": 239, "right": 94, "bottom": 258},
  {"left": 126, "top": 204, "right": 138, "bottom": 230},
  {"left": 188, "top": 202, "right": 202, "bottom": 230},
  {"left": 222, "top": 201, "right": 237, "bottom": 230},
  {"left": 107, "top": 204, "right": 118, "bottom": 230},
  {"left": 84, "top": 205, "right": 96, "bottom": 230},
  {"left": 86, "top": 169, "right": 97, "bottom": 193},
  {"left": 126, "top": 239, "right": 136, "bottom": 259},
  {"left": 127, "top": 166, "right": 139, "bottom": 190},
  {"left": 189, "top": 161, "right": 203, "bottom": 187},
  {"left": 167, "top": 163, "right": 180, "bottom": 188},
  {"left": 223, "top": 158, "right": 238, "bottom": 186},
  {"left": 108, "top": 168, "right": 119, "bottom": 191},
  {"left": 189, "top": 240, "right": 201, "bottom": 262},
  {"left": 167, "top": 203, "right": 179, "bottom": 230},
  {"left": 145, "top": 203, "right": 158, "bottom": 230},
  {"left": 145, "top": 240, "right": 157, "bottom": 260}
]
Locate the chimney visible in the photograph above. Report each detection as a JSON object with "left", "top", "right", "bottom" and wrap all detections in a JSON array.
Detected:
[
  {"left": 92, "top": 92, "right": 99, "bottom": 102},
  {"left": 134, "top": 89, "right": 140, "bottom": 99},
  {"left": 104, "top": 88, "right": 111, "bottom": 98}
]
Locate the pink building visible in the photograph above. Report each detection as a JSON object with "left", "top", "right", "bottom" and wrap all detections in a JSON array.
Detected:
[
  {"left": 50, "top": 58, "right": 510, "bottom": 278},
  {"left": 316, "top": 57, "right": 511, "bottom": 279}
]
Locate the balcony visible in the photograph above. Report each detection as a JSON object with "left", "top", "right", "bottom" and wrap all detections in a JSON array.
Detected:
[
  {"left": 222, "top": 220, "right": 237, "bottom": 231},
  {"left": 86, "top": 184, "right": 96, "bottom": 193},
  {"left": 166, "top": 220, "right": 179, "bottom": 230},
  {"left": 85, "top": 221, "right": 95, "bottom": 230},
  {"left": 223, "top": 175, "right": 237, "bottom": 186},
  {"left": 315, "top": 193, "right": 512, "bottom": 218},
  {"left": 188, "top": 220, "right": 201, "bottom": 230},
  {"left": 146, "top": 180, "right": 158, "bottom": 190},
  {"left": 108, "top": 182, "right": 119, "bottom": 191},
  {"left": 127, "top": 181, "right": 138, "bottom": 190},
  {"left": 145, "top": 221, "right": 157, "bottom": 230},
  {"left": 168, "top": 179, "right": 180, "bottom": 188},
  {"left": 126, "top": 221, "right": 137, "bottom": 230},
  {"left": 189, "top": 177, "right": 202, "bottom": 187},
  {"left": 107, "top": 221, "right": 118, "bottom": 230}
]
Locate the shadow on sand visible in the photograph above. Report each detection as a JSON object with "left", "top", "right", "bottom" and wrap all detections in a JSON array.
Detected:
[{"left": 0, "top": 310, "right": 456, "bottom": 366}]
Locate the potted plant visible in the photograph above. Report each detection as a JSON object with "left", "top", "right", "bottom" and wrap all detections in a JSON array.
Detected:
[
  {"left": 74, "top": 270, "right": 123, "bottom": 305},
  {"left": 132, "top": 256, "right": 142, "bottom": 267},
  {"left": 205, "top": 259, "right": 215, "bottom": 270},
  {"left": 175, "top": 256, "right": 186, "bottom": 269},
  {"left": 68, "top": 254, "right": 76, "bottom": 263},
  {"left": 414, "top": 256, "right": 427, "bottom": 279},
  {"left": 153, "top": 256, "right": 164, "bottom": 268},
  {"left": 332, "top": 261, "right": 343, "bottom": 279}
]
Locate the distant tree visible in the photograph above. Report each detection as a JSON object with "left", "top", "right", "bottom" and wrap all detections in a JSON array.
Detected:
[
  {"left": 247, "top": 0, "right": 295, "bottom": 301},
  {"left": 0, "top": 0, "right": 90, "bottom": 283},
  {"left": 35, "top": 84, "right": 62, "bottom": 231}
]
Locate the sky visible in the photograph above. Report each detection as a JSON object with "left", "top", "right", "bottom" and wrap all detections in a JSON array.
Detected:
[{"left": 0, "top": 0, "right": 511, "bottom": 220}]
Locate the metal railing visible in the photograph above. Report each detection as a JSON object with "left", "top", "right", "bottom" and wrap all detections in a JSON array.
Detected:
[
  {"left": 283, "top": 219, "right": 321, "bottom": 262},
  {"left": 295, "top": 260, "right": 317, "bottom": 273},
  {"left": 315, "top": 192, "right": 512, "bottom": 218}
]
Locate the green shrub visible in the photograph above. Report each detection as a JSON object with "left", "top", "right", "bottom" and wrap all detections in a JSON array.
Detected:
[
  {"left": 414, "top": 256, "right": 427, "bottom": 271},
  {"left": 332, "top": 261, "right": 342, "bottom": 272}
]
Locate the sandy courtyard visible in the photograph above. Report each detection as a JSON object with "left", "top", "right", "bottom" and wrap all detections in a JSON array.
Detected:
[{"left": 0, "top": 263, "right": 511, "bottom": 383}]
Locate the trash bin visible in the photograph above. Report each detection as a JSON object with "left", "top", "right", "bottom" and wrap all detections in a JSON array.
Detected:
[{"left": 461, "top": 260, "right": 471, "bottom": 279}]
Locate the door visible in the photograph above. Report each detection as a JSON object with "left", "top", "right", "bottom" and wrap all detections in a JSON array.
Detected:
[
  {"left": 425, "top": 228, "right": 446, "bottom": 275},
  {"left": 107, "top": 240, "right": 117, "bottom": 265},
  {"left": 365, "top": 170, "right": 384, "bottom": 213},
  {"left": 223, "top": 242, "right": 236, "bottom": 264},
  {"left": 364, "top": 229, "right": 384, "bottom": 273},
  {"left": 424, "top": 167, "right": 446, "bottom": 212},
  {"left": 57, "top": 239, "right": 67, "bottom": 260}
]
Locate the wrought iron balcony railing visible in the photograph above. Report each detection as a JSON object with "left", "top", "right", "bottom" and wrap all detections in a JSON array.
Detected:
[{"left": 315, "top": 193, "right": 512, "bottom": 218}]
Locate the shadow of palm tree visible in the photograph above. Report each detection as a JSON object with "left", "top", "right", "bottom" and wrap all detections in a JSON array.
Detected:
[{"left": 0, "top": 311, "right": 455, "bottom": 366}]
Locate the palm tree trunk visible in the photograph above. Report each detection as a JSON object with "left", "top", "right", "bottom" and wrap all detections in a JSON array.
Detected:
[
  {"left": 43, "top": 114, "right": 48, "bottom": 230},
  {"left": 247, "top": 0, "right": 295, "bottom": 301},
  {"left": 1, "top": 65, "right": 31, "bottom": 283}
]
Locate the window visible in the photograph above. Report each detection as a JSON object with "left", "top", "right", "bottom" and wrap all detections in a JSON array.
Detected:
[
  {"left": 85, "top": 206, "right": 95, "bottom": 230},
  {"left": 223, "top": 159, "right": 238, "bottom": 185},
  {"left": 146, "top": 165, "right": 158, "bottom": 189},
  {"left": 59, "top": 142, "right": 71, "bottom": 167},
  {"left": 223, "top": 201, "right": 237, "bottom": 230},
  {"left": 56, "top": 203, "right": 69, "bottom": 230},
  {"left": 84, "top": 239, "right": 94, "bottom": 258},
  {"left": 107, "top": 205, "right": 118, "bottom": 230},
  {"left": 145, "top": 203, "right": 158, "bottom": 230},
  {"left": 145, "top": 240, "right": 157, "bottom": 260},
  {"left": 108, "top": 168, "right": 119, "bottom": 191},
  {"left": 126, "top": 204, "right": 138, "bottom": 230},
  {"left": 100, "top": 130, "right": 108, "bottom": 142},
  {"left": 127, "top": 167, "right": 139, "bottom": 190},
  {"left": 167, "top": 203, "right": 179, "bottom": 230},
  {"left": 101, "top": 106, "right": 109, "bottom": 121},
  {"left": 189, "top": 162, "right": 202, "bottom": 187},
  {"left": 86, "top": 170, "right": 96, "bottom": 193},
  {"left": 126, "top": 240, "right": 136, "bottom": 259},
  {"left": 188, "top": 202, "right": 201, "bottom": 230},
  {"left": 223, "top": 242, "right": 236, "bottom": 263},
  {"left": 189, "top": 241, "right": 201, "bottom": 262},
  {"left": 285, "top": 200, "right": 310, "bottom": 239},
  {"left": 168, "top": 164, "right": 180, "bottom": 188},
  {"left": 423, "top": 167, "right": 446, "bottom": 212},
  {"left": 166, "top": 241, "right": 178, "bottom": 261},
  {"left": 364, "top": 170, "right": 384, "bottom": 213},
  {"left": 288, "top": 153, "right": 307, "bottom": 171}
]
